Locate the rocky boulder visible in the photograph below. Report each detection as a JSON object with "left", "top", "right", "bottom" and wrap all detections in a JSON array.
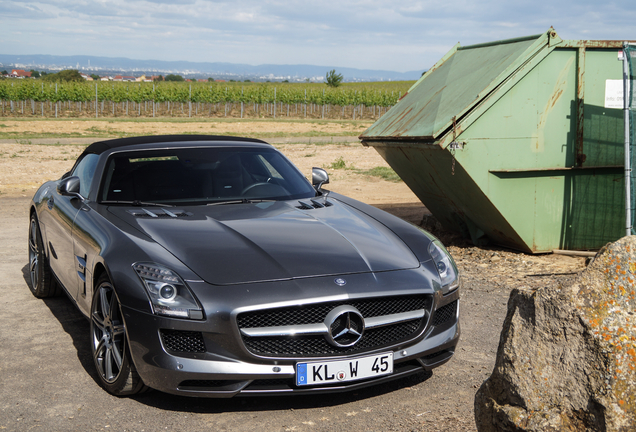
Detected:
[{"left": 475, "top": 237, "right": 636, "bottom": 431}]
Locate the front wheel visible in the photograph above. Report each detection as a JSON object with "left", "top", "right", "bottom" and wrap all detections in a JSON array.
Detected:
[{"left": 90, "top": 275, "right": 147, "bottom": 396}]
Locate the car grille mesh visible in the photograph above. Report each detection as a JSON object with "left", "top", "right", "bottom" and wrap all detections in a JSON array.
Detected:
[
  {"left": 242, "top": 319, "right": 421, "bottom": 357},
  {"left": 238, "top": 295, "right": 430, "bottom": 358},
  {"left": 238, "top": 296, "right": 428, "bottom": 328},
  {"left": 432, "top": 300, "right": 457, "bottom": 326},
  {"left": 160, "top": 329, "right": 206, "bottom": 353}
]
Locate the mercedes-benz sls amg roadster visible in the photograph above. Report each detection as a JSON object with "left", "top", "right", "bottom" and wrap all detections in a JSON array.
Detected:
[{"left": 28, "top": 135, "right": 460, "bottom": 397}]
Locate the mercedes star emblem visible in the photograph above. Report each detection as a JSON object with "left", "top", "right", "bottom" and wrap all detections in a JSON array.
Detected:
[{"left": 324, "top": 305, "right": 365, "bottom": 347}]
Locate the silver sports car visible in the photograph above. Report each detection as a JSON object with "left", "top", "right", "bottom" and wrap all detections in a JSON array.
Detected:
[{"left": 28, "top": 135, "right": 460, "bottom": 397}]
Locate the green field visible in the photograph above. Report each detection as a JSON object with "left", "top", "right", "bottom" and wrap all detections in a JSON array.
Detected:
[{"left": 0, "top": 80, "right": 414, "bottom": 119}]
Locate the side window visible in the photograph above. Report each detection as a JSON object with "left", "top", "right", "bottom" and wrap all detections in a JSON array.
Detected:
[{"left": 72, "top": 153, "right": 100, "bottom": 198}]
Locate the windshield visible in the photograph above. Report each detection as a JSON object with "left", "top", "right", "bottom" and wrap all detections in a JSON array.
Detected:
[{"left": 99, "top": 146, "right": 316, "bottom": 205}]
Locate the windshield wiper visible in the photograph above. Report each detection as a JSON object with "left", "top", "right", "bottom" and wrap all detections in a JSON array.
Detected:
[
  {"left": 206, "top": 199, "right": 276, "bottom": 206},
  {"left": 101, "top": 200, "right": 174, "bottom": 207}
]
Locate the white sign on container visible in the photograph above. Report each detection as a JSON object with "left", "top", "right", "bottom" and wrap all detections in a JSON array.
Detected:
[{"left": 605, "top": 79, "right": 624, "bottom": 109}]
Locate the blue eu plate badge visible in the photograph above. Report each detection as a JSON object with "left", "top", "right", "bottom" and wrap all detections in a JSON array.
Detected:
[{"left": 296, "top": 363, "right": 308, "bottom": 385}]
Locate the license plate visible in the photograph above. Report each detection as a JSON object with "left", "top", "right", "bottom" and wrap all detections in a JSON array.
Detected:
[{"left": 296, "top": 352, "right": 393, "bottom": 386}]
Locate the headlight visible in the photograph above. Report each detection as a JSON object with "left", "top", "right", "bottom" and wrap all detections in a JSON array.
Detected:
[
  {"left": 133, "top": 263, "right": 204, "bottom": 319},
  {"left": 428, "top": 240, "right": 460, "bottom": 295}
]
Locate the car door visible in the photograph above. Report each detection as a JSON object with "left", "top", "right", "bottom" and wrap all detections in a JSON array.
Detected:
[
  {"left": 71, "top": 201, "right": 104, "bottom": 316},
  {"left": 43, "top": 153, "right": 100, "bottom": 301},
  {"left": 68, "top": 153, "right": 101, "bottom": 304},
  {"left": 40, "top": 182, "right": 82, "bottom": 296}
]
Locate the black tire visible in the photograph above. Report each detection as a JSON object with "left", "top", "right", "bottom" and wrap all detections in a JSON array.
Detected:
[
  {"left": 28, "top": 214, "right": 60, "bottom": 298},
  {"left": 90, "top": 274, "right": 147, "bottom": 396}
]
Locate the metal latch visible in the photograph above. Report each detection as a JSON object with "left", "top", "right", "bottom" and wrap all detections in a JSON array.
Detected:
[{"left": 449, "top": 116, "right": 466, "bottom": 175}]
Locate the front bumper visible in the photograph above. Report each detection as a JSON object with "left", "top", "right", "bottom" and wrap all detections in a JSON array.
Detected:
[{"left": 121, "top": 289, "right": 460, "bottom": 398}]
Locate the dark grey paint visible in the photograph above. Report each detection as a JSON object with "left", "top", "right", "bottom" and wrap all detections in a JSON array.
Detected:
[
  {"left": 107, "top": 200, "right": 419, "bottom": 285},
  {"left": 29, "top": 136, "right": 460, "bottom": 398}
]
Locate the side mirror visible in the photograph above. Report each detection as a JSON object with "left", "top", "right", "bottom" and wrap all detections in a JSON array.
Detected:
[
  {"left": 57, "top": 176, "right": 84, "bottom": 201},
  {"left": 312, "top": 167, "right": 329, "bottom": 192}
]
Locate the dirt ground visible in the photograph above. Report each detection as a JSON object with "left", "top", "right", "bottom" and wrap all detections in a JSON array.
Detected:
[
  {"left": 0, "top": 120, "right": 588, "bottom": 431},
  {"left": 0, "top": 118, "right": 370, "bottom": 139}
]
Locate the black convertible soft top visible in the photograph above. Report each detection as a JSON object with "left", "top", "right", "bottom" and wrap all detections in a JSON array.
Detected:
[{"left": 82, "top": 135, "right": 269, "bottom": 156}]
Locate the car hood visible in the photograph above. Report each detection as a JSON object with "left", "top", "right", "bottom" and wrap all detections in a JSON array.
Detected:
[{"left": 108, "top": 200, "right": 419, "bottom": 285}]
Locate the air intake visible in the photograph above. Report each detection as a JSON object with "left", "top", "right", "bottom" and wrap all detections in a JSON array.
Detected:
[
  {"left": 127, "top": 208, "right": 193, "bottom": 218},
  {"left": 296, "top": 199, "right": 333, "bottom": 210}
]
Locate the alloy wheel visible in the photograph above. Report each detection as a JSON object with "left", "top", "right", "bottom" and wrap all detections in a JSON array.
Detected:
[
  {"left": 28, "top": 219, "right": 40, "bottom": 290},
  {"left": 91, "top": 282, "right": 126, "bottom": 383}
]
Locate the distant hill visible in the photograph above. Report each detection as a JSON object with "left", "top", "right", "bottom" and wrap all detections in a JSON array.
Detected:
[{"left": 0, "top": 54, "right": 422, "bottom": 82}]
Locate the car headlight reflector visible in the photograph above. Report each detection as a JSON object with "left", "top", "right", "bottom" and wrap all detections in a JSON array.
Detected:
[
  {"left": 133, "top": 263, "right": 203, "bottom": 319},
  {"left": 158, "top": 283, "right": 177, "bottom": 301},
  {"left": 428, "top": 240, "right": 459, "bottom": 295}
]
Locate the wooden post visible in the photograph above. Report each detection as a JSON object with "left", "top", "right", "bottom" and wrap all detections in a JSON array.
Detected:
[{"left": 322, "top": 89, "right": 325, "bottom": 119}]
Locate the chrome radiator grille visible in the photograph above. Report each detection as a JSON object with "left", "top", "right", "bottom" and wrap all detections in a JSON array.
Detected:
[{"left": 237, "top": 295, "right": 431, "bottom": 358}]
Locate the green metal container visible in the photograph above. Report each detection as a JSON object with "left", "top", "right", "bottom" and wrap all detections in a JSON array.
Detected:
[{"left": 361, "top": 28, "right": 629, "bottom": 253}]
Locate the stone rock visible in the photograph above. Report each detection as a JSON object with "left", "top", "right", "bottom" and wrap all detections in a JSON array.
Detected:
[{"left": 475, "top": 237, "right": 636, "bottom": 431}]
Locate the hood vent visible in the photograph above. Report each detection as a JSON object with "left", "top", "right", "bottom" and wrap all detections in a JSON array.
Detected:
[
  {"left": 126, "top": 208, "right": 193, "bottom": 218},
  {"left": 296, "top": 199, "right": 333, "bottom": 210}
]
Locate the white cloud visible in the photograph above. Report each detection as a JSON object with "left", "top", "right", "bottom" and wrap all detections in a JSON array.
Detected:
[{"left": 0, "top": 0, "right": 635, "bottom": 71}]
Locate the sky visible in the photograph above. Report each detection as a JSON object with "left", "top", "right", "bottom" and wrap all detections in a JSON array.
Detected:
[{"left": 1, "top": 0, "right": 635, "bottom": 73}]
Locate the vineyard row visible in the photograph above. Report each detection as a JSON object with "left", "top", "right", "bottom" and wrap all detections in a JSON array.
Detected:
[
  {"left": 0, "top": 98, "right": 394, "bottom": 120},
  {"left": 0, "top": 80, "right": 412, "bottom": 104}
]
